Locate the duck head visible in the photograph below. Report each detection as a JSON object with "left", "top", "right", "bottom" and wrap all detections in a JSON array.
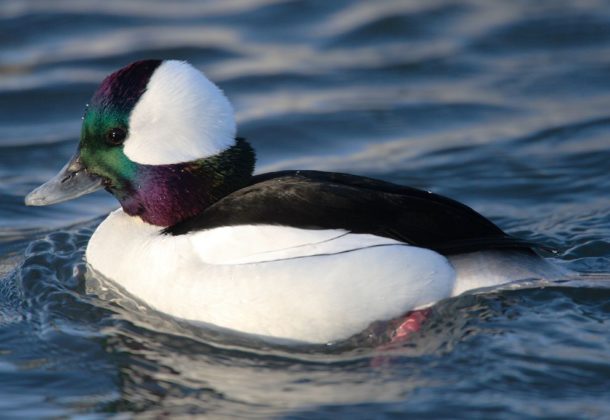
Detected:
[{"left": 25, "top": 60, "right": 255, "bottom": 227}]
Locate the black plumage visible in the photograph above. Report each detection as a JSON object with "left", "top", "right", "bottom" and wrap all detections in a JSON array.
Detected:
[{"left": 164, "top": 170, "right": 537, "bottom": 255}]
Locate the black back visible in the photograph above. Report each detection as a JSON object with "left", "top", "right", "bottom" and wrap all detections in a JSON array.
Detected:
[{"left": 164, "top": 170, "right": 537, "bottom": 255}]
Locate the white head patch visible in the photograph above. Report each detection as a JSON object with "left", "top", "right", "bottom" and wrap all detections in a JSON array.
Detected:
[{"left": 124, "top": 60, "right": 236, "bottom": 165}]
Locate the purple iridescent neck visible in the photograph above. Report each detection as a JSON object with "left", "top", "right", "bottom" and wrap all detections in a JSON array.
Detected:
[{"left": 113, "top": 138, "right": 255, "bottom": 227}]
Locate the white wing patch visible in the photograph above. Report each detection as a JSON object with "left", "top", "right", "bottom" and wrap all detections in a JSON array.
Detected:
[{"left": 124, "top": 60, "right": 236, "bottom": 165}]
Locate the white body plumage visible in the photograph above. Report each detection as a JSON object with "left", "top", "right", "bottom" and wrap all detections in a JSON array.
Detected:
[
  {"left": 87, "top": 209, "right": 456, "bottom": 343},
  {"left": 87, "top": 209, "right": 563, "bottom": 344}
]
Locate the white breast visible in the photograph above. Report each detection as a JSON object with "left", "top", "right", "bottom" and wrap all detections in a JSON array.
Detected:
[{"left": 86, "top": 209, "right": 456, "bottom": 343}]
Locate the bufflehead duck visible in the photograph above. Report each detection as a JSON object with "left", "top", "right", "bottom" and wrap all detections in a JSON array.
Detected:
[{"left": 25, "top": 60, "right": 562, "bottom": 344}]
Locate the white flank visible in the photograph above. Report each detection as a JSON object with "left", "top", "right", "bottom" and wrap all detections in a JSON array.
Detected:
[
  {"left": 86, "top": 210, "right": 457, "bottom": 344},
  {"left": 190, "top": 225, "right": 406, "bottom": 264},
  {"left": 124, "top": 60, "right": 236, "bottom": 165}
]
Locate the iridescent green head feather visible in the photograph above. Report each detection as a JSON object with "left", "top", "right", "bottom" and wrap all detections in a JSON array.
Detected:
[
  {"left": 26, "top": 59, "right": 254, "bottom": 227},
  {"left": 79, "top": 60, "right": 161, "bottom": 192}
]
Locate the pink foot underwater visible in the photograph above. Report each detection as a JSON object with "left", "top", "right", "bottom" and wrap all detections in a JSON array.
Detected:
[
  {"left": 371, "top": 308, "right": 432, "bottom": 367},
  {"left": 390, "top": 308, "right": 431, "bottom": 343}
]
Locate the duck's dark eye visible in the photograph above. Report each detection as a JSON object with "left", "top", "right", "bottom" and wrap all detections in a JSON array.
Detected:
[{"left": 106, "top": 127, "right": 127, "bottom": 146}]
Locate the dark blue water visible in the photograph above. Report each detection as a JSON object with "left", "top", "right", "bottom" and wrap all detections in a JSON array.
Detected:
[{"left": 1, "top": 0, "right": 610, "bottom": 417}]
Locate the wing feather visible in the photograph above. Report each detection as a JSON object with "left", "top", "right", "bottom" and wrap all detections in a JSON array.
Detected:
[{"left": 165, "top": 170, "right": 538, "bottom": 255}]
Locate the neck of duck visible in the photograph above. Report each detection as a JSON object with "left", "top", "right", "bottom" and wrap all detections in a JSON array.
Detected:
[{"left": 114, "top": 138, "right": 255, "bottom": 227}]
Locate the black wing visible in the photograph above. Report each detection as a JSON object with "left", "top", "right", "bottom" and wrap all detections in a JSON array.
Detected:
[{"left": 164, "top": 170, "right": 537, "bottom": 255}]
